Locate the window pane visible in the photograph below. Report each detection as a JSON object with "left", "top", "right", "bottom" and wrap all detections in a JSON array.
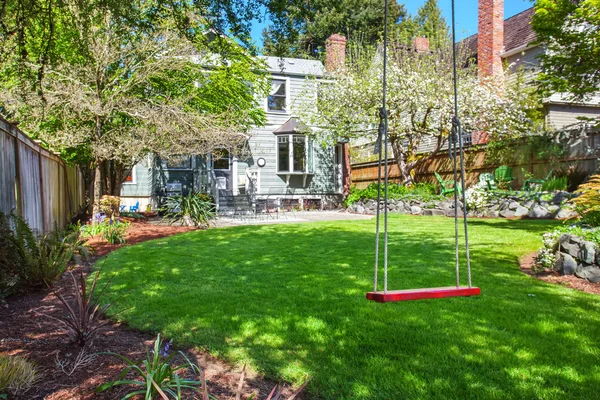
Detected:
[
  {"left": 268, "top": 80, "right": 286, "bottom": 111},
  {"left": 161, "top": 155, "right": 192, "bottom": 169},
  {"left": 278, "top": 137, "right": 289, "bottom": 172},
  {"left": 293, "top": 135, "right": 306, "bottom": 172}
]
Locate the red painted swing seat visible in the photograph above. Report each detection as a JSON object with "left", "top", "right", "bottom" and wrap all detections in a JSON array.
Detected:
[{"left": 366, "top": 286, "right": 480, "bottom": 303}]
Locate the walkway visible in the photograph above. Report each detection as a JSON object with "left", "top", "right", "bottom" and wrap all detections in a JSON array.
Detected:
[{"left": 215, "top": 210, "right": 373, "bottom": 227}]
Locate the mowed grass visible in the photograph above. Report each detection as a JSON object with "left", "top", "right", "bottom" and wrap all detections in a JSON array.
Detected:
[{"left": 97, "top": 215, "right": 600, "bottom": 399}]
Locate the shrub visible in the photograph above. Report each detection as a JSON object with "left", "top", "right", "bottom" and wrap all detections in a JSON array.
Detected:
[
  {"left": 81, "top": 217, "right": 130, "bottom": 244},
  {"left": 162, "top": 192, "right": 216, "bottom": 227},
  {"left": 120, "top": 211, "right": 147, "bottom": 220},
  {"left": 344, "top": 183, "right": 442, "bottom": 207},
  {"left": 534, "top": 225, "right": 600, "bottom": 271},
  {"left": 571, "top": 175, "right": 600, "bottom": 227},
  {"left": 0, "top": 354, "right": 40, "bottom": 395},
  {"left": 40, "top": 271, "right": 118, "bottom": 346},
  {"left": 0, "top": 212, "right": 86, "bottom": 291},
  {"left": 97, "top": 334, "right": 202, "bottom": 399},
  {"left": 99, "top": 195, "right": 121, "bottom": 218},
  {"left": 542, "top": 176, "right": 568, "bottom": 192}
]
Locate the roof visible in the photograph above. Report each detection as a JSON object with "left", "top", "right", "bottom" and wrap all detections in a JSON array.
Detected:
[
  {"left": 273, "top": 118, "right": 309, "bottom": 134},
  {"left": 261, "top": 56, "right": 325, "bottom": 77},
  {"left": 461, "top": 7, "right": 537, "bottom": 57}
]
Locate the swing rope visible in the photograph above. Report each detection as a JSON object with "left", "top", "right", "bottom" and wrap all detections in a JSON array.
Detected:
[{"left": 373, "top": 0, "right": 473, "bottom": 294}]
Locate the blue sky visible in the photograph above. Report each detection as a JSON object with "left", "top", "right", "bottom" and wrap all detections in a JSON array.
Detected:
[{"left": 250, "top": 0, "right": 533, "bottom": 49}]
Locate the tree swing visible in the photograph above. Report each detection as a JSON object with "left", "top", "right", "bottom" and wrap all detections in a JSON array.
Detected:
[{"left": 366, "top": 0, "right": 480, "bottom": 303}]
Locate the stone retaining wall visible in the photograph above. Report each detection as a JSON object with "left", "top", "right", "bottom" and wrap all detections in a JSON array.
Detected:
[
  {"left": 553, "top": 234, "right": 600, "bottom": 283},
  {"left": 347, "top": 191, "right": 577, "bottom": 220}
]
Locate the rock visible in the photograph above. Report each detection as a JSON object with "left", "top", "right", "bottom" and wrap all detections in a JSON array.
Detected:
[
  {"left": 540, "top": 200, "right": 549, "bottom": 208},
  {"left": 500, "top": 209, "right": 515, "bottom": 218},
  {"left": 485, "top": 210, "right": 500, "bottom": 218},
  {"left": 579, "top": 241, "right": 596, "bottom": 265},
  {"left": 355, "top": 205, "right": 365, "bottom": 214},
  {"left": 514, "top": 206, "right": 529, "bottom": 217},
  {"left": 574, "top": 264, "right": 600, "bottom": 282},
  {"left": 559, "top": 235, "right": 581, "bottom": 258},
  {"left": 554, "top": 253, "right": 577, "bottom": 275},
  {"left": 528, "top": 204, "right": 551, "bottom": 219},
  {"left": 597, "top": 251, "right": 600, "bottom": 266},
  {"left": 444, "top": 209, "right": 464, "bottom": 217},
  {"left": 556, "top": 207, "right": 577, "bottom": 220},
  {"left": 499, "top": 201, "right": 511, "bottom": 211},
  {"left": 365, "top": 200, "right": 376, "bottom": 210},
  {"left": 508, "top": 201, "right": 520, "bottom": 210},
  {"left": 423, "top": 209, "right": 446, "bottom": 216},
  {"left": 523, "top": 200, "right": 534, "bottom": 209},
  {"left": 439, "top": 200, "right": 454, "bottom": 211},
  {"left": 546, "top": 205, "right": 560, "bottom": 215},
  {"left": 410, "top": 205, "right": 422, "bottom": 215}
]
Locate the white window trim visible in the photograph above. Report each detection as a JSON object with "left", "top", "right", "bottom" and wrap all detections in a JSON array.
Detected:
[
  {"left": 276, "top": 134, "right": 312, "bottom": 175},
  {"left": 265, "top": 76, "right": 290, "bottom": 114},
  {"left": 122, "top": 167, "right": 137, "bottom": 185}
]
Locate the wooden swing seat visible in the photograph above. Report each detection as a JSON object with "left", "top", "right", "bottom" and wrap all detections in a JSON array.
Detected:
[{"left": 366, "top": 286, "right": 480, "bottom": 303}]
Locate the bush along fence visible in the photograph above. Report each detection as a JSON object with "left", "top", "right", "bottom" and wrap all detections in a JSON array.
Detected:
[
  {"left": 0, "top": 117, "right": 85, "bottom": 233},
  {"left": 346, "top": 189, "right": 577, "bottom": 220}
]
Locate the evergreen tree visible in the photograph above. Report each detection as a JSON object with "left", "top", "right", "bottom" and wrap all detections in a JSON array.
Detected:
[{"left": 415, "top": 0, "right": 449, "bottom": 49}]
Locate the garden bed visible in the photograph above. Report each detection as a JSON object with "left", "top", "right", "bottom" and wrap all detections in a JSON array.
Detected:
[{"left": 0, "top": 221, "right": 286, "bottom": 399}]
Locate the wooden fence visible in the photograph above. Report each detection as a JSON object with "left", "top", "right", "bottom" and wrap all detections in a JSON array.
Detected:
[
  {"left": 351, "top": 133, "right": 600, "bottom": 189},
  {"left": 0, "top": 117, "right": 85, "bottom": 233}
]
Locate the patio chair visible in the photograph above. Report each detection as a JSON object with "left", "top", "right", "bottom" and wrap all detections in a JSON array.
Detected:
[
  {"left": 265, "top": 188, "right": 282, "bottom": 219},
  {"left": 129, "top": 201, "right": 139, "bottom": 212},
  {"left": 434, "top": 172, "right": 462, "bottom": 196},
  {"left": 494, "top": 165, "right": 515, "bottom": 189},
  {"left": 281, "top": 187, "right": 297, "bottom": 217},
  {"left": 478, "top": 172, "right": 496, "bottom": 190},
  {"left": 522, "top": 169, "right": 554, "bottom": 191}
]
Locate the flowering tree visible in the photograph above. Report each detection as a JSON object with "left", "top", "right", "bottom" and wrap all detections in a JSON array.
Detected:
[
  {"left": 300, "top": 45, "right": 538, "bottom": 184},
  {"left": 1, "top": 3, "right": 268, "bottom": 212}
]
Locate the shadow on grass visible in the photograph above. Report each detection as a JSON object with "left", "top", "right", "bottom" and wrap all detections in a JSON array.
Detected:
[{"left": 98, "top": 216, "right": 600, "bottom": 399}]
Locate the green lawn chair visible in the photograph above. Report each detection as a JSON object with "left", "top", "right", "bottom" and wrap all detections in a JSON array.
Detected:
[
  {"left": 434, "top": 172, "right": 462, "bottom": 196},
  {"left": 478, "top": 172, "right": 496, "bottom": 190},
  {"left": 522, "top": 169, "right": 554, "bottom": 191},
  {"left": 494, "top": 165, "right": 515, "bottom": 189}
]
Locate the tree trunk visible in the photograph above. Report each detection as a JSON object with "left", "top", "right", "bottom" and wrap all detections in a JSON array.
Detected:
[
  {"left": 92, "top": 162, "right": 102, "bottom": 217},
  {"left": 390, "top": 137, "right": 414, "bottom": 185}
]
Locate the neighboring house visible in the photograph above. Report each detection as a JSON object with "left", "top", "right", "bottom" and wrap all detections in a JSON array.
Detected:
[
  {"left": 466, "top": 2, "right": 600, "bottom": 138},
  {"left": 120, "top": 38, "right": 350, "bottom": 212}
]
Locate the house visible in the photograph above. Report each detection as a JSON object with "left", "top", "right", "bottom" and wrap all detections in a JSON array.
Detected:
[
  {"left": 466, "top": 1, "right": 600, "bottom": 141},
  {"left": 119, "top": 35, "right": 351, "bottom": 212}
]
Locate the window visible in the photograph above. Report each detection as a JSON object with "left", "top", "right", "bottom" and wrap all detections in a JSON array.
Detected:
[
  {"left": 161, "top": 155, "right": 192, "bottom": 170},
  {"left": 277, "top": 134, "right": 312, "bottom": 173},
  {"left": 213, "top": 148, "right": 230, "bottom": 170},
  {"left": 123, "top": 168, "right": 136, "bottom": 185},
  {"left": 268, "top": 79, "right": 287, "bottom": 112}
]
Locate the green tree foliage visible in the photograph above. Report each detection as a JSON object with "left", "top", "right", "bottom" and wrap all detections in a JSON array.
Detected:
[
  {"left": 262, "top": 0, "right": 407, "bottom": 58},
  {"left": 533, "top": 0, "right": 600, "bottom": 101},
  {"left": 414, "top": 0, "right": 449, "bottom": 49}
]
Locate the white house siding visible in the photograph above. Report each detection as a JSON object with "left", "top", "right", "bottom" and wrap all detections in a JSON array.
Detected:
[
  {"left": 505, "top": 46, "right": 544, "bottom": 84},
  {"left": 545, "top": 104, "right": 600, "bottom": 130}
]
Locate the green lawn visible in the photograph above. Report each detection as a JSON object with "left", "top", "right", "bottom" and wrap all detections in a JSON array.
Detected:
[{"left": 97, "top": 216, "right": 600, "bottom": 399}]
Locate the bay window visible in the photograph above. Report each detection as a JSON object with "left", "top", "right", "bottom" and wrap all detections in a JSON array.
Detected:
[{"left": 277, "top": 134, "right": 313, "bottom": 173}]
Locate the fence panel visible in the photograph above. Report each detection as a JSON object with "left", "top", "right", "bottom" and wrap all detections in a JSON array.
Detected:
[{"left": 0, "top": 117, "right": 85, "bottom": 233}]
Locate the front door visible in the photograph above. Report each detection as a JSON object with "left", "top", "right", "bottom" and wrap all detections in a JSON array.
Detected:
[
  {"left": 212, "top": 148, "right": 232, "bottom": 196},
  {"left": 334, "top": 144, "right": 344, "bottom": 194}
]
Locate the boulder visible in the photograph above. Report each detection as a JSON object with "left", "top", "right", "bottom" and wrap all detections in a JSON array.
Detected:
[
  {"left": 523, "top": 200, "right": 534, "bottom": 209},
  {"left": 508, "top": 201, "right": 520, "bottom": 210},
  {"left": 579, "top": 241, "right": 597, "bottom": 265},
  {"left": 500, "top": 209, "right": 515, "bottom": 218},
  {"left": 575, "top": 264, "right": 600, "bottom": 282},
  {"left": 514, "top": 206, "right": 529, "bottom": 217},
  {"left": 410, "top": 205, "right": 422, "bottom": 215},
  {"left": 546, "top": 205, "right": 560, "bottom": 215},
  {"left": 559, "top": 235, "right": 582, "bottom": 258},
  {"left": 444, "top": 209, "right": 464, "bottom": 217},
  {"left": 528, "top": 204, "right": 551, "bottom": 219},
  {"left": 554, "top": 252, "right": 577, "bottom": 275},
  {"left": 556, "top": 207, "right": 578, "bottom": 220},
  {"left": 485, "top": 210, "right": 500, "bottom": 218},
  {"left": 355, "top": 205, "right": 365, "bottom": 214},
  {"left": 423, "top": 209, "right": 446, "bottom": 216}
]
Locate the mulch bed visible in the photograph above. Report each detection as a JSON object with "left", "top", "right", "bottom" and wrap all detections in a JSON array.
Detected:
[
  {"left": 520, "top": 252, "right": 600, "bottom": 296},
  {"left": 0, "top": 221, "right": 293, "bottom": 399}
]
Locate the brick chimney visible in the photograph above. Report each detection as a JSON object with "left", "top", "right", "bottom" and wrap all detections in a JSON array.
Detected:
[
  {"left": 325, "top": 34, "right": 347, "bottom": 72},
  {"left": 412, "top": 37, "right": 430, "bottom": 52},
  {"left": 478, "top": 0, "right": 504, "bottom": 78}
]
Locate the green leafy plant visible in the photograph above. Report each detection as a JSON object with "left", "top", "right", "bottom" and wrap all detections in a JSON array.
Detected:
[
  {"left": 344, "top": 183, "right": 443, "bottom": 207},
  {"left": 40, "top": 271, "right": 120, "bottom": 346},
  {"left": 99, "top": 195, "right": 121, "bottom": 218},
  {"left": 541, "top": 176, "right": 568, "bottom": 192},
  {"left": 0, "top": 354, "right": 40, "bottom": 395},
  {"left": 571, "top": 175, "right": 600, "bottom": 227},
  {"left": 120, "top": 212, "right": 147, "bottom": 220},
  {"left": 0, "top": 212, "right": 86, "bottom": 291},
  {"left": 162, "top": 192, "right": 216, "bottom": 227},
  {"left": 102, "top": 218, "right": 130, "bottom": 245},
  {"left": 97, "top": 334, "right": 202, "bottom": 399}
]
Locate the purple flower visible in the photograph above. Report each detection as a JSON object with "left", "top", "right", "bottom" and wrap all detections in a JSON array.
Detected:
[{"left": 162, "top": 340, "right": 172, "bottom": 357}]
